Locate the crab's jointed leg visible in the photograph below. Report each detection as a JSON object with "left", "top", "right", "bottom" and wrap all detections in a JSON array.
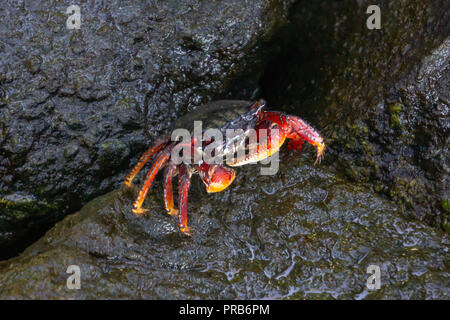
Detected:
[
  {"left": 178, "top": 164, "right": 192, "bottom": 236},
  {"left": 132, "top": 146, "right": 172, "bottom": 215},
  {"left": 163, "top": 162, "right": 178, "bottom": 217},
  {"left": 124, "top": 138, "right": 168, "bottom": 187},
  {"left": 259, "top": 111, "right": 325, "bottom": 164},
  {"left": 286, "top": 115, "right": 325, "bottom": 164}
]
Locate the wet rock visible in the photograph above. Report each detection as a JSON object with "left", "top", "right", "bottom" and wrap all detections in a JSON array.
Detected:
[
  {"left": 63, "top": 142, "right": 80, "bottom": 160},
  {"left": 0, "top": 0, "right": 292, "bottom": 256},
  {"left": 97, "top": 139, "right": 129, "bottom": 169},
  {"left": 0, "top": 193, "right": 61, "bottom": 259},
  {"left": 0, "top": 157, "right": 447, "bottom": 299},
  {"left": 259, "top": 0, "right": 449, "bottom": 229}
]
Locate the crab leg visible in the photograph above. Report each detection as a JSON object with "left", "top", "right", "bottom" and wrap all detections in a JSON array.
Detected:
[
  {"left": 259, "top": 111, "right": 325, "bottom": 164},
  {"left": 178, "top": 164, "right": 192, "bottom": 236},
  {"left": 124, "top": 138, "right": 168, "bottom": 187},
  {"left": 163, "top": 162, "right": 178, "bottom": 217},
  {"left": 131, "top": 146, "right": 172, "bottom": 215},
  {"left": 286, "top": 115, "right": 325, "bottom": 164}
]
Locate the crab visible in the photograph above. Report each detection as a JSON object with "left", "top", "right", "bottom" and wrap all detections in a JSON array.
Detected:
[{"left": 124, "top": 100, "right": 325, "bottom": 236}]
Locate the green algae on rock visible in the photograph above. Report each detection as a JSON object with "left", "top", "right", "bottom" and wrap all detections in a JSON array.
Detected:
[{"left": 0, "top": 195, "right": 60, "bottom": 259}]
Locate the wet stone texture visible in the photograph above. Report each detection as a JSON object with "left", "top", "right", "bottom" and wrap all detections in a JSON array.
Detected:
[
  {"left": 0, "top": 0, "right": 449, "bottom": 299},
  {"left": 0, "top": 156, "right": 448, "bottom": 299},
  {"left": 0, "top": 0, "right": 291, "bottom": 256}
]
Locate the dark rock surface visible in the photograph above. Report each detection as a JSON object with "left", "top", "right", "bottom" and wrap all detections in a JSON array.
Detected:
[
  {"left": 0, "top": 157, "right": 448, "bottom": 299},
  {"left": 260, "top": 0, "right": 449, "bottom": 229},
  {"left": 0, "top": 0, "right": 292, "bottom": 257},
  {"left": 0, "top": 0, "right": 448, "bottom": 300}
]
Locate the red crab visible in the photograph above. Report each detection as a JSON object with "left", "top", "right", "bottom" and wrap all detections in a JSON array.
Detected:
[{"left": 125, "top": 100, "right": 325, "bottom": 236}]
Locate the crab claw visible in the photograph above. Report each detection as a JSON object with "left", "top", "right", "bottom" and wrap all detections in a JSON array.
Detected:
[{"left": 198, "top": 163, "right": 236, "bottom": 193}]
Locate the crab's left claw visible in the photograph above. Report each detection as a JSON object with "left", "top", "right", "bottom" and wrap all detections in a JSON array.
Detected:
[{"left": 313, "top": 140, "right": 326, "bottom": 165}]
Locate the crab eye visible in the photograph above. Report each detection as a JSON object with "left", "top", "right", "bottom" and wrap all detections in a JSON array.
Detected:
[
  {"left": 258, "top": 99, "right": 266, "bottom": 109},
  {"left": 250, "top": 99, "right": 266, "bottom": 115}
]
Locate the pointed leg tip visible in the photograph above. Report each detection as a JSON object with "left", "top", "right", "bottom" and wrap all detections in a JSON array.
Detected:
[
  {"left": 132, "top": 207, "right": 149, "bottom": 216},
  {"left": 180, "top": 226, "right": 193, "bottom": 237},
  {"left": 167, "top": 209, "right": 179, "bottom": 217},
  {"left": 124, "top": 181, "right": 133, "bottom": 188}
]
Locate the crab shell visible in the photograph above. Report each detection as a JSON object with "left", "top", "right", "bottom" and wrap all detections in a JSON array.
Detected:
[
  {"left": 168, "top": 100, "right": 266, "bottom": 167},
  {"left": 170, "top": 100, "right": 265, "bottom": 134}
]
